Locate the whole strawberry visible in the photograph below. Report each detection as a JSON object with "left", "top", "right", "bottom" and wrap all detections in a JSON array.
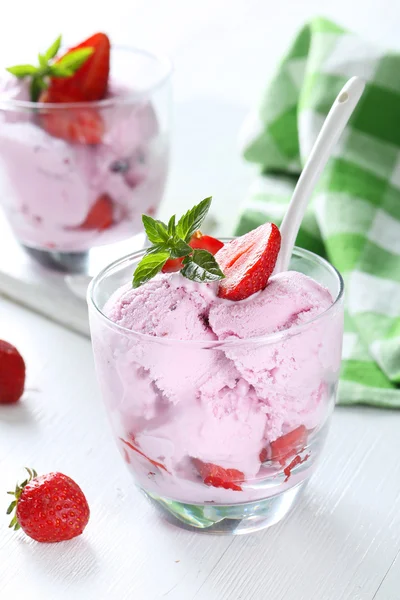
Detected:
[
  {"left": 7, "top": 468, "right": 90, "bottom": 542},
  {"left": 0, "top": 340, "right": 25, "bottom": 404}
]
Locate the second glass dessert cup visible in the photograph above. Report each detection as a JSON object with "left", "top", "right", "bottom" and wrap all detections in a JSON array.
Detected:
[
  {"left": 88, "top": 245, "right": 344, "bottom": 534},
  {"left": 0, "top": 46, "right": 171, "bottom": 273}
]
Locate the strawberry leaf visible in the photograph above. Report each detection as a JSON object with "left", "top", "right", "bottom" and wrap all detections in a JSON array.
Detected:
[
  {"left": 8, "top": 515, "right": 17, "bottom": 529},
  {"left": 176, "top": 197, "right": 212, "bottom": 242},
  {"left": 44, "top": 35, "right": 62, "bottom": 61},
  {"left": 142, "top": 214, "right": 169, "bottom": 244},
  {"left": 181, "top": 249, "right": 225, "bottom": 283},
  {"left": 6, "top": 500, "right": 16, "bottom": 515},
  {"left": 133, "top": 252, "right": 170, "bottom": 288}
]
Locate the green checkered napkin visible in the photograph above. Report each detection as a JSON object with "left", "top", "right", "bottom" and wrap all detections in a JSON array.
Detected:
[{"left": 236, "top": 17, "right": 400, "bottom": 407}]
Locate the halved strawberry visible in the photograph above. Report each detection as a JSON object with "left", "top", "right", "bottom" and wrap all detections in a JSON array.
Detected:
[
  {"left": 192, "top": 458, "right": 244, "bottom": 491},
  {"left": 39, "top": 90, "right": 105, "bottom": 144},
  {"left": 49, "top": 33, "right": 110, "bottom": 101},
  {"left": 79, "top": 194, "right": 114, "bottom": 230},
  {"left": 216, "top": 223, "right": 281, "bottom": 301},
  {"left": 162, "top": 232, "right": 224, "bottom": 273},
  {"left": 38, "top": 33, "right": 110, "bottom": 143}
]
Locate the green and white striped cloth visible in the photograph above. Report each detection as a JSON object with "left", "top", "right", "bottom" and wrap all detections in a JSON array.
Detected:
[{"left": 236, "top": 17, "right": 400, "bottom": 408}]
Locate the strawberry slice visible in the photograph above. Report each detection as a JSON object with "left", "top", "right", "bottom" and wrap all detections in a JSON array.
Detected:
[
  {"left": 162, "top": 232, "right": 224, "bottom": 273},
  {"left": 49, "top": 33, "right": 110, "bottom": 101},
  {"left": 283, "top": 453, "right": 310, "bottom": 482},
  {"left": 120, "top": 437, "right": 169, "bottom": 473},
  {"left": 271, "top": 425, "right": 307, "bottom": 465},
  {"left": 189, "top": 232, "right": 224, "bottom": 254},
  {"left": 260, "top": 425, "right": 308, "bottom": 466},
  {"left": 192, "top": 458, "right": 244, "bottom": 491},
  {"left": 161, "top": 257, "right": 184, "bottom": 273},
  {"left": 79, "top": 194, "right": 114, "bottom": 230},
  {"left": 216, "top": 223, "right": 281, "bottom": 301},
  {"left": 39, "top": 90, "right": 105, "bottom": 144}
]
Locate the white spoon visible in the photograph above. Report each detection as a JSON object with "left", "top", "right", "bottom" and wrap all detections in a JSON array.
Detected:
[{"left": 274, "top": 76, "right": 365, "bottom": 273}]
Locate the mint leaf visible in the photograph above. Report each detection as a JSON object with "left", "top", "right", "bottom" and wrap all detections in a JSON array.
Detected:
[
  {"left": 167, "top": 215, "right": 176, "bottom": 236},
  {"left": 142, "top": 214, "right": 169, "bottom": 244},
  {"left": 7, "top": 36, "right": 92, "bottom": 102},
  {"left": 6, "top": 65, "right": 38, "bottom": 78},
  {"left": 38, "top": 53, "right": 48, "bottom": 69},
  {"left": 44, "top": 35, "right": 62, "bottom": 61},
  {"left": 169, "top": 239, "right": 192, "bottom": 259},
  {"left": 57, "top": 47, "right": 94, "bottom": 72},
  {"left": 144, "top": 243, "right": 169, "bottom": 256},
  {"left": 133, "top": 252, "right": 170, "bottom": 288},
  {"left": 176, "top": 197, "right": 212, "bottom": 242},
  {"left": 181, "top": 249, "right": 224, "bottom": 283}
]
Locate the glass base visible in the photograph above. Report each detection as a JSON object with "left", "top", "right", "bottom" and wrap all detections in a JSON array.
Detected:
[
  {"left": 23, "top": 245, "right": 89, "bottom": 273},
  {"left": 144, "top": 482, "right": 306, "bottom": 535},
  {"left": 21, "top": 233, "right": 148, "bottom": 275}
]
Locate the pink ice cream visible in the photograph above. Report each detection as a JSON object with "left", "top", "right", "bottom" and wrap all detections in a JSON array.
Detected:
[
  {"left": 0, "top": 77, "right": 168, "bottom": 251},
  {"left": 91, "top": 269, "right": 343, "bottom": 505}
]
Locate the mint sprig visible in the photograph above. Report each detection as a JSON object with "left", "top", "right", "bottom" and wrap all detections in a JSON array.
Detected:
[
  {"left": 132, "top": 197, "right": 225, "bottom": 288},
  {"left": 6, "top": 35, "right": 94, "bottom": 101}
]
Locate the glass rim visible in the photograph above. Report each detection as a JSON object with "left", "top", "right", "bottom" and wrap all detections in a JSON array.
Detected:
[
  {"left": 87, "top": 243, "right": 344, "bottom": 347},
  {"left": 0, "top": 45, "right": 172, "bottom": 112}
]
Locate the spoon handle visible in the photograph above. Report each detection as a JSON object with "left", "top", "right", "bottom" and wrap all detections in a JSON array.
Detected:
[{"left": 274, "top": 76, "right": 365, "bottom": 273}]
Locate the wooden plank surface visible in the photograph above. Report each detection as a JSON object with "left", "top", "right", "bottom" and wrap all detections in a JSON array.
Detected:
[
  {"left": 1, "top": 296, "right": 400, "bottom": 600},
  {"left": 2, "top": 1, "right": 400, "bottom": 597}
]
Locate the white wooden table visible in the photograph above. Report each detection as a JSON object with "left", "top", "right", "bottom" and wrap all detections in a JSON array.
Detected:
[
  {"left": 1, "top": 295, "right": 400, "bottom": 600},
  {"left": 1, "top": 1, "right": 400, "bottom": 598}
]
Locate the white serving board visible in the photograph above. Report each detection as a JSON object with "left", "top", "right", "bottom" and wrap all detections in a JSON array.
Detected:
[
  {"left": 0, "top": 215, "right": 152, "bottom": 336},
  {"left": 0, "top": 216, "right": 90, "bottom": 335}
]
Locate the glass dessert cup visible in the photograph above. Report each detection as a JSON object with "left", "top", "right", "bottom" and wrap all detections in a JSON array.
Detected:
[
  {"left": 88, "top": 244, "right": 344, "bottom": 534},
  {"left": 0, "top": 46, "right": 171, "bottom": 273}
]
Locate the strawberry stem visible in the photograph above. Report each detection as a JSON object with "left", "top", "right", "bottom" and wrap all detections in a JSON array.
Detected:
[{"left": 6, "top": 467, "right": 38, "bottom": 530}]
